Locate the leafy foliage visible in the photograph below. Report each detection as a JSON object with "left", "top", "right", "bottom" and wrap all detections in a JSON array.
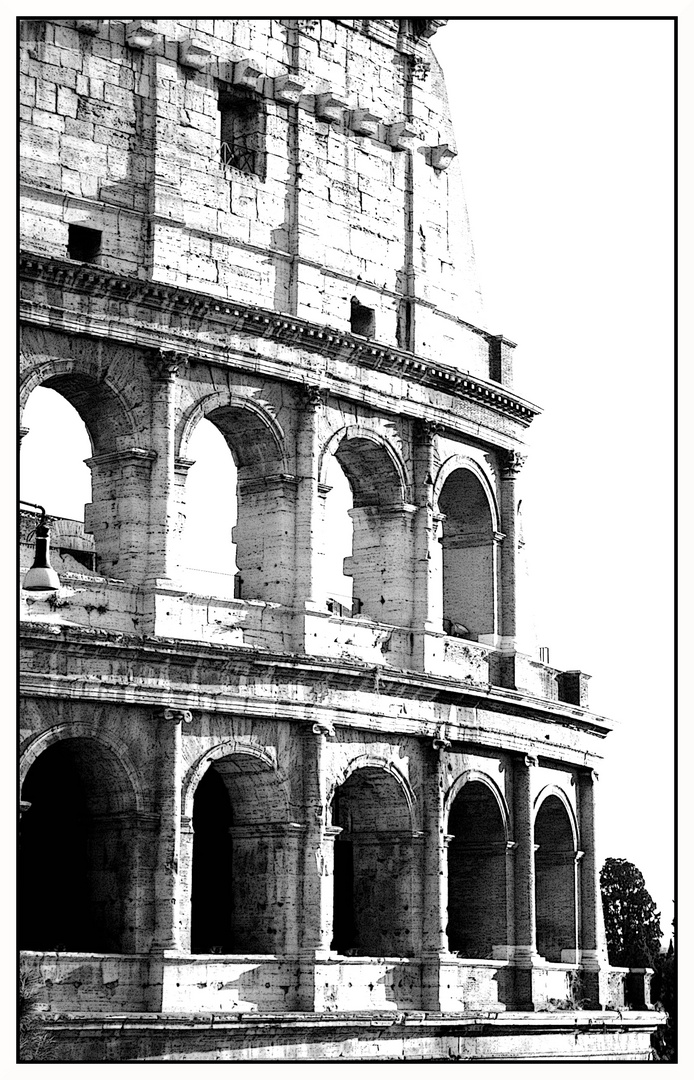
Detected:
[
  {"left": 651, "top": 937, "right": 676, "bottom": 1062},
  {"left": 599, "top": 858, "right": 662, "bottom": 968},
  {"left": 18, "top": 972, "right": 55, "bottom": 1063}
]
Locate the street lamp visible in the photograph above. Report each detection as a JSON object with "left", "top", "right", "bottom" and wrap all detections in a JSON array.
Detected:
[{"left": 20, "top": 501, "right": 61, "bottom": 592}]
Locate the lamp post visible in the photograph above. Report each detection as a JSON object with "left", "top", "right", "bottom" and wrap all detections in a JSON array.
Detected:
[{"left": 20, "top": 501, "right": 60, "bottom": 592}]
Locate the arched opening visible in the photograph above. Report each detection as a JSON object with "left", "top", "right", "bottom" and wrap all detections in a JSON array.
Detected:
[
  {"left": 21, "top": 387, "right": 96, "bottom": 578},
  {"left": 325, "top": 435, "right": 411, "bottom": 626},
  {"left": 180, "top": 418, "right": 238, "bottom": 597},
  {"left": 447, "top": 780, "right": 509, "bottom": 958},
  {"left": 190, "top": 754, "right": 290, "bottom": 955},
  {"left": 20, "top": 368, "right": 144, "bottom": 581},
  {"left": 183, "top": 403, "right": 290, "bottom": 604},
  {"left": 191, "top": 766, "right": 234, "bottom": 952},
  {"left": 19, "top": 738, "right": 138, "bottom": 953},
  {"left": 330, "top": 767, "right": 416, "bottom": 957},
  {"left": 321, "top": 454, "right": 355, "bottom": 615},
  {"left": 534, "top": 794, "right": 578, "bottom": 962},
  {"left": 438, "top": 468, "right": 496, "bottom": 640}
]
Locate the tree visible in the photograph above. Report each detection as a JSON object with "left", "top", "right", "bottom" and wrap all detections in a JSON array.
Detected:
[{"left": 599, "top": 858, "right": 662, "bottom": 968}]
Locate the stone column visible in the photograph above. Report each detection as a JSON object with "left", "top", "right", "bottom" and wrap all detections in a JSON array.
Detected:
[
  {"left": 84, "top": 448, "right": 157, "bottom": 584},
  {"left": 152, "top": 707, "right": 192, "bottom": 953},
  {"left": 511, "top": 752, "right": 539, "bottom": 1008},
  {"left": 177, "top": 813, "right": 195, "bottom": 954},
  {"left": 293, "top": 386, "right": 324, "bottom": 612},
  {"left": 420, "top": 729, "right": 450, "bottom": 1010},
  {"left": 498, "top": 450, "right": 526, "bottom": 687},
  {"left": 145, "top": 53, "right": 186, "bottom": 276},
  {"left": 145, "top": 350, "right": 186, "bottom": 585},
  {"left": 578, "top": 768, "right": 610, "bottom": 1007},
  {"left": 297, "top": 720, "right": 339, "bottom": 1010},
  {"left": 412, "top": 420, "right": 444, "bottom": 669},
  {"left": 118, "top": 810, "right": 160, "bottom": 955}
]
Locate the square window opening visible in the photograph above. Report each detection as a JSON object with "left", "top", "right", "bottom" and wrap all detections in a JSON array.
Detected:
[
  {"left": 350, "top": 298, "right": 375, "bottom": 338},
  {"left": 68, "top": 225, "right": 102, "bottom": 263},
  {"left": 218, "top": 85, "right": 265, "bottom": 179}
]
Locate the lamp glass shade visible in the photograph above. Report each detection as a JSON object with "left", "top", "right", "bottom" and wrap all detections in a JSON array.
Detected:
[{"left": 22, "top": 564, "right": 61, "bottom": 592}]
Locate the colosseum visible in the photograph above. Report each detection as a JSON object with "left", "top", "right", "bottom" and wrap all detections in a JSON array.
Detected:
[{"left": 19, "top": 16, "right": 664, "bottom": 1062}]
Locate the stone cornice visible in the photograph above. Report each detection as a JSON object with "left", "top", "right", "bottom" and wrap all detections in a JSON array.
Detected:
[
  {"left": 19, "top": 621, "right": 612, "bottom": 741},
  {"left": 19, "top": 253, "right": 541, "bottom": 428}
]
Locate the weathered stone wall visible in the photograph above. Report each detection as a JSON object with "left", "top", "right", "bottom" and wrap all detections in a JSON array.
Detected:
[
  {"left": 19, "top": 17, "right": 655, "bottom": 1057},
  {"left": 20, "top": 18, "right": 487, "bottom": 372}
]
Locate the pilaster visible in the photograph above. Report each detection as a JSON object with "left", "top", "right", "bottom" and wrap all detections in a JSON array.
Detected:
[{"left": 145, "top": 350, "right": 186, "bottom": 585}]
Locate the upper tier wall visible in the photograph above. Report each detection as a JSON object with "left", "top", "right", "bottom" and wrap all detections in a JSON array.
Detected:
[{"left": 20, "top": 18, "right": 492, "bottom": 376}]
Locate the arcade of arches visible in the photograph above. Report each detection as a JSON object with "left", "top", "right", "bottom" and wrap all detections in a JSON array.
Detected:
[{"left": 20, "top": 736, "right": 583, "bottom": 969}]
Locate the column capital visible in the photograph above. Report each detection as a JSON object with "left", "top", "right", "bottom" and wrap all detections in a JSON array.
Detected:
[
  {"left": 522, "top": 753, "right": 538, "bottom": 768},
  {"left": 432, "top": 726, "right": 451, "bottom": 751},
  {"left": 159, "top": 707, "right": 193, "bottom": 724},
  {"left": 312, "top": 719, "right": 335, "bottom": 739},
  {"left": 414, "top": 418, "right": 444, "bottom": 443},
  {"left": 146, "top": 348, "right": 188, "bottom": 381},
  {"left": 500, "top": 449, "right": 527, "bottom": 479},
  {"left": 299, "top": 384, "right": 326, "bottom": 411}
]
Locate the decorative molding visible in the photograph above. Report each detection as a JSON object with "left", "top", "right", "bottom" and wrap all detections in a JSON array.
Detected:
[
  {"left": 146, "top": 348, "right": 187, "bottom": 382},
  {"left": 315, "top": 93, "right": 349, "bottom": 124},
  {"left": 427, "top": 144, "right": 457, "bottom": 171},
  {"left": 233, "top": 59, "right": 263, "bottom": 90},
  {"left": 273, "top": 74, "right": 306, "bottom": 105},
  {"left": 350, "top": 109, "right": 381, "bottom": 138},
  {"left": 179, "top": 40, "right": 211, "bottom": 71},
  {"left": 387, "top": 121, "right": 419, "bottom": 151},
  {"left": 125, "top": 20, "right": 158, "bottom": 51},
  {"left": 432, "top": 726, "right": 451, "bottom": 751},
  {"left": 523, "top": 753, "right": 538, "bottom": 767},
  {"left": 312, "top": 720, "right": 335, "bottom": 739},
  {"left": 299, "top": 384, "right": 325, "bottom": 412},
  {"left": 19, "top": 254, "right": 541, "bottom": 425},
  {"left": 160, "top": 707, "right": 193, "bottom": 724},
  {"left": 500, "top": 449, "right": 527, "bottom": 479},
  {"left": 414, "top": 418, "right": 444, "bottom": 443},
  {"left": 85, "top": 448, "right": 156, "bottom": 472},
  {"left": 75, "top": 19, "right": 100, "bottom": 35}
]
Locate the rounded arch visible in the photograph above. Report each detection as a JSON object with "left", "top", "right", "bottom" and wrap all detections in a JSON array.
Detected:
[
  {"left": 433, "top": 454, "right": 500, "bottom": 532},
  {"left": 444, "top": 769, "right": 511, "bottom": 842},
  {"left": 182, "top": 739, "right": 289, "bottom": 823},
  {"left": 328, "top": 754, "right": 417, "bottom": 832},
  {"left": 533, "top": 785, "right": 580, "bottom": 851},
  {"left": 19, "top": 726, "right": 143, "bottom": 953},
  {"left": 177, "top": 391, "right": 288, "bottom": 473},
  {"left": 20, "top": 723, "right": 145, "bottom": 814},
  {"left": 320, "top": 425, "right": 409, "bottom": 509},
  {"left": 19, "top": 359, "right": 137, "bottom": 457}
]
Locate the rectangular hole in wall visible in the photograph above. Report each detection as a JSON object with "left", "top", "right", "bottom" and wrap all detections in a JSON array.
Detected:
[
  {"left": 68, "top": 224, "right": 102, "bottom": 262},
  {"left": 350, "top": 298, "right": 375, "bottom": 338},
  {"left": 218, "top": 85, "right": 265, "bottom": 179}
]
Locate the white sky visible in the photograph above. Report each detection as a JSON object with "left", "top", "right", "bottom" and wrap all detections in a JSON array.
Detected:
[
  {"left": 433, "top": 17, "right": 675, "bottom": 940},
  {"left": 19, "top": 12, "right": 676, "bottom": 945}
]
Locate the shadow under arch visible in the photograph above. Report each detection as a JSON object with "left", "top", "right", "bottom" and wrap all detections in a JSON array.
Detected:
[
  {"left": 20, "top": 358, "right": 138, "bottom": 458},
  {"left": 177, "top": 392, "right": 290, "bottom": 602},
  {"left": 329, "top": 758, "right": 419, "bottom": 958},
  {"left": 183, "top": 741, "right": 294, "bottom": 956},
  {"left": 177, "top": 391, "right": 288, "bottom": 475},
  {"left": 533, "top": 786, "right": 580, "bottom": 962},
  {"left": 445, "top": 772, "right": 512, "bottom": 958},
  {"left": 320, "top": 424, "right": 409, "bottom": 509},
  {"left": 434, "top": 456, "right": 500, "bottom": 641},
  {"left": 19, "top": 727, "right": 143, "bottom": 954},
  {"left": 319, "top": 427, "right": 412, "bottom": 625}
]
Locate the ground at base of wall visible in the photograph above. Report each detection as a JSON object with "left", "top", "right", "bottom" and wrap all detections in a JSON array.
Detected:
[{"left": 33, "top": 1009, "right": 664, "bottom": 1063}]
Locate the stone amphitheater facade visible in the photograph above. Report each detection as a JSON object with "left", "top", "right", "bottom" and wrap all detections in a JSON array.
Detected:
[{"left": 19, "top": 17, "right": 662, "bottom": 1061}]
